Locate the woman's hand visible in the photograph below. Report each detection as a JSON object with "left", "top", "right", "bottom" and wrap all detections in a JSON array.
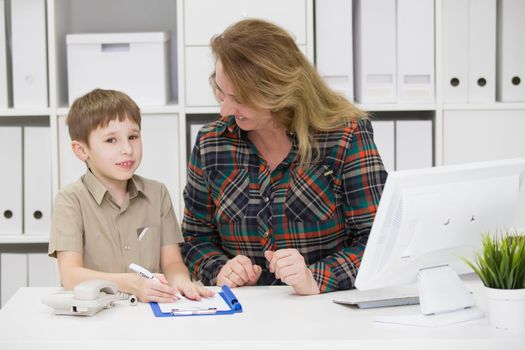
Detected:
[
  {"left": 132, "top": 273, "right": 177, "bottom": 303},
  {"left": 265, "top": 249, "right": 320, "bottom": 295},
  {"left": 217, "top": 255, "right": 262, "bottom": 288}
]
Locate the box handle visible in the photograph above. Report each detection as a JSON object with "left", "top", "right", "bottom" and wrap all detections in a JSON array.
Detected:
[{"left": 101, "top": 43, "right": 130, "bottom": 52}]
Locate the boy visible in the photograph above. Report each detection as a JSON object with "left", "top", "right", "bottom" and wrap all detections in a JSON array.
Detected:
[{"left": 49, "top": 89, "right": 212, "bottom": 303}]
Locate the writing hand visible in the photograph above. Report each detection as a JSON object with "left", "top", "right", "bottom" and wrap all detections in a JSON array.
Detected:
[{"left": 133, "top": 273, "right": 177, "bottom": 303}]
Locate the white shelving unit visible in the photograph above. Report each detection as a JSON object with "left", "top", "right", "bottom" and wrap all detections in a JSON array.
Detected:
[{"left": 0, "top": 0, "right": 523, "bottom": 305}]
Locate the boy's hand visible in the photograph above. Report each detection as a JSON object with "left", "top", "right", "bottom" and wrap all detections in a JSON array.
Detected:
[
  {"left": 133, "top": 273, "right": 177, "bottom": 303},
  {"left": 171, "top": 277, "right": 215, "bottom": 301},
  {"left": 217, "top": 255, "right": 262, "bottom": 288}
]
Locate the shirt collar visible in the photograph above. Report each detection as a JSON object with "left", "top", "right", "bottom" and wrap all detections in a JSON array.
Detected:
[
  {"left": 82, "top": 170, "right": 146, "bottom": 205},
  {"left": 221, "top": 115, "right": 242, "bottom": 139}
]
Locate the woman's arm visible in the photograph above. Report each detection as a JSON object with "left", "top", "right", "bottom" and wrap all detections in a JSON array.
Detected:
[
  {"left": 308, "top": 119, "right": 387, "bottom": 292},
  {"left": 181, "top": 140, "right": 230, "bottom": 285}
]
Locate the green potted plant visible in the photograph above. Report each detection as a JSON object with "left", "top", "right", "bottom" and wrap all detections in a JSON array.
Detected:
[{"left": 463, "top": 232, "right": 525, "bottom": 329}]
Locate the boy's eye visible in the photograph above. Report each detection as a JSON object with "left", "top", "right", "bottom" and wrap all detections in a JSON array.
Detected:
[
  {"left": 129, "top": 134, "right": 140, "bottom": 140},
  {"left": 105, "top": 138, "right": 117, "bottom": 144}
]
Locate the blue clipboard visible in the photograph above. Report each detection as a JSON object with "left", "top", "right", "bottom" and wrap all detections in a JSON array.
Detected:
[{"left": 149, "top": 285, "right": 243, "bottom": 317}]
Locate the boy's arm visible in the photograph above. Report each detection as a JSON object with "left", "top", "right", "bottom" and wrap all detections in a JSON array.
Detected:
[{"left": 57, "top": 251, "right": 177, "bottom": 303}]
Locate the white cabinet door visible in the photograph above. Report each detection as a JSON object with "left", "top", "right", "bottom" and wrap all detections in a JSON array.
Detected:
[
  {"left": 58, "top": 115, "right": 85, "bottom": 188},
  {"left": 444, "top": 110, "right": 525, "bottom": 165},
  {"left": 1, "top": 253, "right": 27, "bottom": 307},
  {"left": 185, "top": 46, "right": 216, "bottom": 107},
  {"left": 28, "top": 253, "right": 59, "bottom": 287},
  {"left": 137, "top": 114, "right": 181, "bottom": 216},
  {"left": 396, "top": 120, "right": 433, "bottom": 170},
  {"left": 370, "top": 120, "right": 395, "bottom": 172},
  {"left": 184, "top": 0, "right": 307, "bottom": 45}
]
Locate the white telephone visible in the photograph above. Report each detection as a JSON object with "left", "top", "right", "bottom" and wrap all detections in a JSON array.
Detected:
[{"left": 42, "top": 279, "right": 137, "bottom": 316}]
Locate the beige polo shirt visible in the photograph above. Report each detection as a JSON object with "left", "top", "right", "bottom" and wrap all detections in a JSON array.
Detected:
[{"left": 49, "top": 170, "right": 183, "bottom": 273}]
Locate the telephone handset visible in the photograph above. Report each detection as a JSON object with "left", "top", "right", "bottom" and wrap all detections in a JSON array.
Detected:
[{"left": 42, "top": 279, "right": 137, "bottom": 316}]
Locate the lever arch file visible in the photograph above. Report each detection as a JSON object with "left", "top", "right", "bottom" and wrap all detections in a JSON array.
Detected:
[{"left": 150, "top": 285, "right": 242, "bottom": 317}]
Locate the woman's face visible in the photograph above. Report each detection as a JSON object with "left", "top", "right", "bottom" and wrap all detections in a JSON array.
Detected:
[{"left": 214, "top": 60, "right": 275, "bottom": 132}]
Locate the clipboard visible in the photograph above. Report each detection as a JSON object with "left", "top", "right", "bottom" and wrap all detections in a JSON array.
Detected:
[{"left": 149, "top": 285, "right": 243, "bottom": 317}]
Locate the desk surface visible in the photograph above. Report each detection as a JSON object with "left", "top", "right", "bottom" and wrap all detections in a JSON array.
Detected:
[{"left": 0, "top": 281, "right": 523, "bottom": 350}]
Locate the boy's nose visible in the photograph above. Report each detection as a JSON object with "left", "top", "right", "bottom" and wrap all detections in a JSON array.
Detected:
[{"left": 121, "top": 141, "right": 132, "bottom": 155}]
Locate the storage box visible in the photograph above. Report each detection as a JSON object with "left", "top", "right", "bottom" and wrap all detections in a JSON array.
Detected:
[{"left": 67, "top": 32, "right": 170, "bottom": 106}]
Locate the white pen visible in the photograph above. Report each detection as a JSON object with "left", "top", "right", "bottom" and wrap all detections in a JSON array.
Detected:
[{"left": 128, "top": 263, "right": 187, "bottom": 300}]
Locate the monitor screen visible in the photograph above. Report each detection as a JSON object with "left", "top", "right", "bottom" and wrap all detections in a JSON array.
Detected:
[{"left": 355, "top": 158, "right": 525, "bottom": 291}]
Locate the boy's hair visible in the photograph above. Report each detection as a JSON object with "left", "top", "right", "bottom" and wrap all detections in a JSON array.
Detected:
[{"left": 67, "top": 89, "right": 141, "bottom": 145}]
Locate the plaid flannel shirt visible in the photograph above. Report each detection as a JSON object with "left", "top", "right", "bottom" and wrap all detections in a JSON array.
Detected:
[{"left": 181, "top": 115, "right": 387, "bottom": 293}]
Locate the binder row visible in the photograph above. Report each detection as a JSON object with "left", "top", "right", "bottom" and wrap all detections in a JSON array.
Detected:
[
  {"left": 316, "top": 0, "right": 525, "bottom": 104},
  {"left": 0, "top": 126, "right": 51, "bottom": 236},
  {"left": 0, "top": 0, "right": 48, "bottom": 110},
  {"left": 0, "top": 252, "right": 59, "bottom": 307},
  {"left": 371, "top": 119, "right": 433, "bottom": 172}
]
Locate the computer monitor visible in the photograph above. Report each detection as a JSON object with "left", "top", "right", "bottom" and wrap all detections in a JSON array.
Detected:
[{"left": 355, "top": 158, "right": 525, "bottom": 325}]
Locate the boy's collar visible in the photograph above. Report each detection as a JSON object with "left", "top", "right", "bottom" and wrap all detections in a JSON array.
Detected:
[{"left": 83, "top": 169, "right": 146, "bottom": 205}]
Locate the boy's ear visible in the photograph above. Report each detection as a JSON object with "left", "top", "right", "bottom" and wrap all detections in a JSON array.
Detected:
[{"left": 71, "top": 141, "right": 89, "bottom": 162}]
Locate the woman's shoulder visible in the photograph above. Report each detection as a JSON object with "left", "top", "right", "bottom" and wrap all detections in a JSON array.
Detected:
[
  {"left": 316, "top": 117, "right": 372, "bottom": 140},
  {"left": 195, "top": 115, "right": 236, "bottom": 141}
]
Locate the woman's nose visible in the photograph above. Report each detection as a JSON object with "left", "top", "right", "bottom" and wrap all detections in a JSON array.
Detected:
[{"left": 220, "top": 98, "right": 237, "bottom": 117}]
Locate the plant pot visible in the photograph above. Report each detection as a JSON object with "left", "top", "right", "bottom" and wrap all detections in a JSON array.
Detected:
[{"left": 485, "top": 287, "right": 525, "bottom": 329}]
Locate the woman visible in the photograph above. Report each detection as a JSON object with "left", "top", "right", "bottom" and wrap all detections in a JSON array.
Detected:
[{"left": 181, "top": 19, "right": 387, "bottom": 295}]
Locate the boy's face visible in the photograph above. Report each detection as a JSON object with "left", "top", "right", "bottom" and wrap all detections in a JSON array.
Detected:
[{"left": 74, "top": 117, "right": 142, "bottom": 188}]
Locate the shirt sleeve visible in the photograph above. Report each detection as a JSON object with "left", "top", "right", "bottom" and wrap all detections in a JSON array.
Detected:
[
  {"left": 160, "top": 183, "right": 184, "bottom": 246},
  {"left": 181, "top": 138, "right": 229, "bottom": 285},
  {"left": 308, "top": 119, "right": 388, "bottom": 292},
  {"left": 48, "top": 190, "right": 85, "bottom": 258}
]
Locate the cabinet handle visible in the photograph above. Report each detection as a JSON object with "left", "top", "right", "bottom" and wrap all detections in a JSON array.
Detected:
[
  {"left": 3, "top": 210, "right": 13, "bottom": 219},
  {"left": 33, "top": 211, "right": 43, "bottom": 220},
  {"left": 477, "top": 78, "right": 487, "bottom": 87},
  {"left": 512, "top": 76, "right": 521, "bottom": 86},
  {"left": 450, "top": 78, "right": 460, "bottom": 87},
  {"left": 101, "top": 43, "right": 130, "bottom": 52}
]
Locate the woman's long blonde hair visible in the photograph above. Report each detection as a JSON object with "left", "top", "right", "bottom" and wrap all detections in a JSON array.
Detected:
[{"left": 210, "top": 19, "right": 365, "bottom": 167}]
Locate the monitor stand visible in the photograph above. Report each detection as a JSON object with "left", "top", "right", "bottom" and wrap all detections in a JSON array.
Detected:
[{"left": 374, "top": 265, "right": 484, "bottom": 327}]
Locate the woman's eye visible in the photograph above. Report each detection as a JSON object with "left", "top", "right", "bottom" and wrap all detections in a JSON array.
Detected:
[
  {"left": 215, "top": 90, "right": 225, "bottom": 102},
  {"left": 129, "top": 134, "right": 139, "bottom": 140}
]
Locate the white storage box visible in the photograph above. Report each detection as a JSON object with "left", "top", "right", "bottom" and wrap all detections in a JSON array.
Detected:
[{"left": 67, "top": 32, "right": 170, "bottom": 106}]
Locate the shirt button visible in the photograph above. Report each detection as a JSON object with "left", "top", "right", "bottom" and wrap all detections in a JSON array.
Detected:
[
  {"left": 124, "top": 245, "right": 130, "bottom": 251},
  {"left": 264, "top": 197, "right": 269, "bottom": 203},
  {"left": 263, "top": 231, "right": 270, "bottom": 237}
]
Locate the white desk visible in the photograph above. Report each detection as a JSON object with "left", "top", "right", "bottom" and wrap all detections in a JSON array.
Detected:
[{"left": 0, "top": 281, "right": 523, "bottom": 350}]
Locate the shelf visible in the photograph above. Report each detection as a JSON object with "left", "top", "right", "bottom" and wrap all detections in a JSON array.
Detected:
[
  {"left": 356, "top": 103, "right": 438, "bottom": 112},
  {"left": 0, "top": 235, "right": 49, "bottom": 244},
  {"left": 0, "top": 108, "right": 51, "bottom": 117},
  {"left": 185, "top": 106, "right": 221, "bottom": 115},
  {"left": 443, "top": 102, "right": 525, "bottom": 111},
  {"left": 57, "top": 102, "right": 181, "bottom": 117}
]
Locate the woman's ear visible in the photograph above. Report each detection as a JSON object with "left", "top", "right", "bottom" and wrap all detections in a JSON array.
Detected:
[{"left": 71, "top": 141, "right": 89, "bottom": 162}]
